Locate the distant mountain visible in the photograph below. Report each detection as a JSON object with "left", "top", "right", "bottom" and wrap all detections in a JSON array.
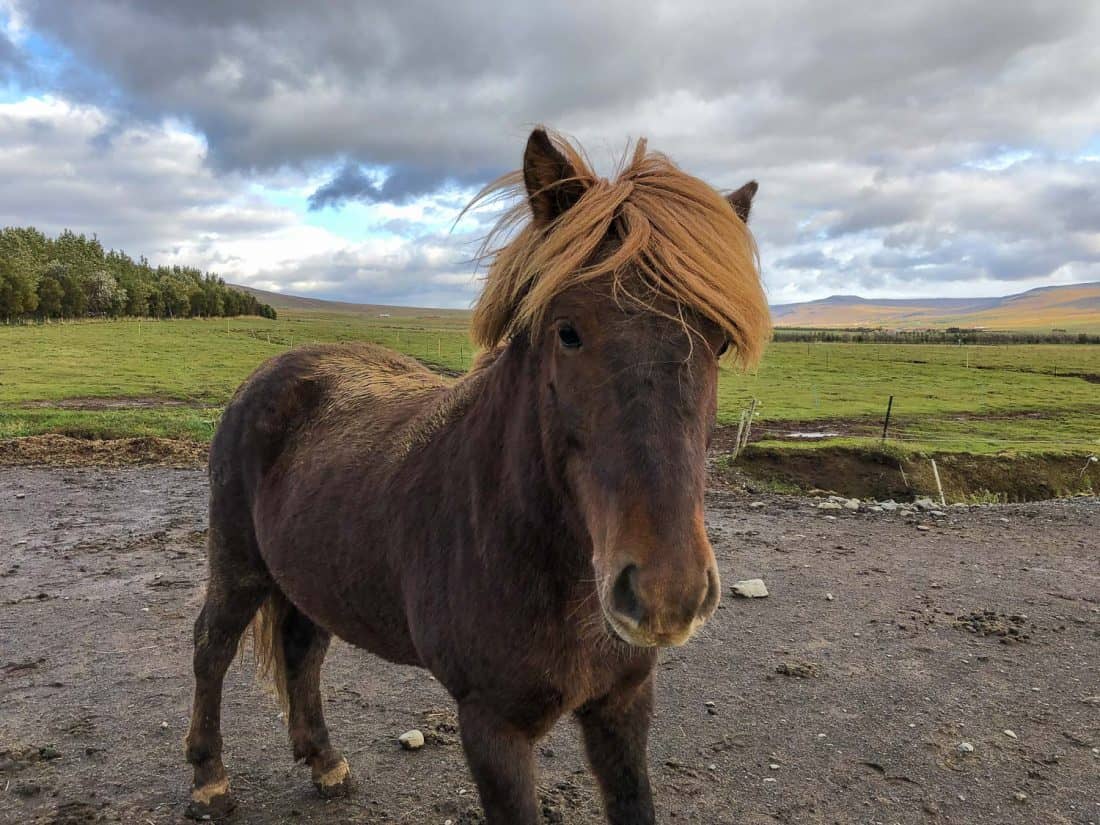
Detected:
[
  {"left": 237, "top": 281, "right": 1100, "bottom": 333},
  {"left": 769, "top": 282, "right": 1100, "bottom": 332}
]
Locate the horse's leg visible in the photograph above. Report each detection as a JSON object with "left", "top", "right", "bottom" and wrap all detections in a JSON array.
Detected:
[
  {"left": 574, "top": 675, "right": 656, "bottom": 825},
  {"left": 281, "top": 606, "right": 353, "bottom": 798},
  {"left": 457, "top": 701, "right": 540, "bottom": 825},
  {"left": 184, "top": 524, "right": 269, "bottom": 820}
]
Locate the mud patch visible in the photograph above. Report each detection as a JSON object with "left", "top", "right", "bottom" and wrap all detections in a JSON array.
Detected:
[
  {"left": 952, "top": 610, "right": 1034, "bottom": 643},
  {"left": 0, "top": 435, "right": 206, "bottom": 468}
]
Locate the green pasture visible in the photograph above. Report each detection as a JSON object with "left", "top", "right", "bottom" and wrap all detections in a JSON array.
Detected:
[{"left": 0, "top": 312, "right": 1097, "bottom": 455}]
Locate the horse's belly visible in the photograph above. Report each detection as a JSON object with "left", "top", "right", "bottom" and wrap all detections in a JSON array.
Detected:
[{"left": 257, "top": 521, "right": 423, "bottom": 667}]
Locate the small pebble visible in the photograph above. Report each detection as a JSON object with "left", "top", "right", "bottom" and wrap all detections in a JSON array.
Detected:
[
  {"left": 957, "top": 742, "right": 974, "bottom": 754},
  {"left": 769, "top": 762, "right": 780, "bottom": 770},
  {"left": 1003, "top": 729, "right": 1017, "bottom": 739},
  {"left": 398, "top": 729, "right": 425, "bottom": 750},
  {"left": 1013, "top": 791, "right": 1028, "bottom": 803},
  {"left": 825, "top": 592, "right": 834, "bottom": 601}
]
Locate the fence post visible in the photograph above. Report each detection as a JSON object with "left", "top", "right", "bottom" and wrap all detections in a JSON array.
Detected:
[
  {"left": 881, "top": 395, "right": 894, "bottom": 443},
  {"left": 931, "top": 459, "right": 946, "bottom": 507},
  {"left": 732, "top": 411, "right": 747, "bottom": 461},
  {"left": 741, "top": 398, "right": 758, "bottom": 450}
]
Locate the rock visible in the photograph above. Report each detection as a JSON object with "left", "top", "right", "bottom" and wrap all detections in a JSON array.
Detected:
[
  {"left": 825, "top": 592, "right": 834, "bottom": 601},
  {"left": 816, "top": 501, "right": 842, "bottom": 510},
  {"left": 398, "top": 729, "right": 425, "bottom": 750},
  {"left": 775, "top": 661, "right": 819, "bottom": 678},
  {"left": 916, "top": 525, "right": 931, "bottom": 532},
  {"left": 957, "top": 742, "right": 974, "bottom": 754},
  {"left": 879, "top": 501, "right": 899, "bottom": 511},
  {"left": 731, "top": 579, "right": 769, "bottom": 598},
  {"left": 749, "top": 501, "right": 766, "bottom": 509},
  {"left": 1012, "top": 791, "right": 1028, "bottom": 803},
  {"left": 14, "top": 492, "right": 26, "bottom": 499},
  {"left": 914, "top": 497, "right": 936, "bottom": 511},
  {"left": 769, "top": 762, "right": 780, "bottom": 770},
  {"left": 823, "top": 515, "right": 837, "bottom": 522},
  {"left": 1003, "top": 729, "right": 1017, "bottom": 739},
  {"left": 842, "top": 498, "right": 860, "bottom": 510}
]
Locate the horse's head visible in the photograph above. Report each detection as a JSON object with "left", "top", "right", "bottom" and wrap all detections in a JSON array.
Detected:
[{"left": 473, "top": 129, "right": 771, "bottom": 648}]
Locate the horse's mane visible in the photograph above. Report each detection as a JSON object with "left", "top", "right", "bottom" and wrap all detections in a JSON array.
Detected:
[{"left": 467, "top": 131, "right": 772, "bottom": 367}]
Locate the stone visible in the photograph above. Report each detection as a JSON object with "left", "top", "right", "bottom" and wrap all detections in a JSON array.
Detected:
[
  {"left": 749, "top": 501, "right": 766, "bottom": 509},
  {"left": 816, "top": 501, "right": 842, "bottom": 510},
  {"left": 843, "top": 498, "right": 861, "bottom": 510},
  {"left": 879, "top": 501, "right": 899, "bottom": 511},
  {"left": 825, "top": 592, "right": 834, "bottom": 601},
  {"left": 1012, "top": 791, "right": 1028, "bottom": 803},
  {"left": 914, "top": 497, "right": 936, "bottom": 510},
  {"left": 957, "top": 742, "right": 974, "bottom": 754},
  {"left": 398, "top": 729, "right": 425, "bottom": 750},
  {"left": 731, "top": 579, "right": 768, "bottom": 598},
  {"left": 1003, "top": 729, "right": 1017, "bottom": 739}
]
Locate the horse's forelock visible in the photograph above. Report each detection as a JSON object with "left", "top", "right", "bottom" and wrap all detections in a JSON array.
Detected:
[{"left": 468, "top": 131, "right": 772, "bottom": 368}]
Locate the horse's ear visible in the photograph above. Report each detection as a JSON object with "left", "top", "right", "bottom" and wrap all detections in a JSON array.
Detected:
[
  {"left": 523, "top": 128, "right": 585, "bottom": 226},
  {"left": 727, "top": 180, "right": 758, "bottom": 223}
]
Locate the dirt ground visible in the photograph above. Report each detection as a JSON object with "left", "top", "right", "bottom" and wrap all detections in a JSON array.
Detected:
[{"left": 1, "top": 467, "right": 1098, "bottom": 824}]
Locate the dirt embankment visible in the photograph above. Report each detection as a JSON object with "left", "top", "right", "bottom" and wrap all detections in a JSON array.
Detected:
[
  {"left": 1, "top": 467, "right": 1098, "bottom": 824},
  {"left": 727, "top": 446, "right": 1100, "bottom": 503},
  {"left": 3, "top": 431, "right": 1098, "bottom": 504}
]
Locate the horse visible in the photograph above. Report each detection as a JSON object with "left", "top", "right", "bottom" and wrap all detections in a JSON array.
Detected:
[{"left": 184, "top": 127, "right": 771, "bottom": 824}]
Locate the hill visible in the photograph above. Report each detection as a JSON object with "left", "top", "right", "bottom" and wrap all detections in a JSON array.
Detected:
[
  {"left": 770, "top": 282, "right": 1100, "bottom": 332},
  {"left": 236, "top": 280, "right": 1100, "bottom": 333},
  {"left": 233, "top": 285, "right": 470, "bottom": 320}
]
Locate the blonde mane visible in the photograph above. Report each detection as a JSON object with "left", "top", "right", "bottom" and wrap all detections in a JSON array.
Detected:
[{"left": 468, "top": 131, "right": 772, "bottom": 367}]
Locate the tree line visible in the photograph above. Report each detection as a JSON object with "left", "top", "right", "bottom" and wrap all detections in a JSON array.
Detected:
[{"left": 0, "top": 227, "right": 277, "bottom": 322}]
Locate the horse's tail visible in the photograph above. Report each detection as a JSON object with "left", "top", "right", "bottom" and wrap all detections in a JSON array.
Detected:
[{"left": 242, "top": 590, "right": 291, "bottom": 713}]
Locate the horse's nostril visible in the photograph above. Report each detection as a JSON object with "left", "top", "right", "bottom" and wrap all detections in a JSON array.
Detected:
[{"left": 610, "top": 564, "right": 644, "bottom": 625}]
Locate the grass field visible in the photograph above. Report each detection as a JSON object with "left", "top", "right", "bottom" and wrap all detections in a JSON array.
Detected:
[{"left": 1, "top": 311, "right": 1097, "bottom": 455}]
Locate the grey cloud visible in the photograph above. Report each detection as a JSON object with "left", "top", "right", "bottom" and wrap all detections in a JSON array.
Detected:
[
  {"left": 0, "top": 29, "right": 23, "bottom": 76},
  {"left": 774, "top": 250, "right": 832, "bottom": 271},
  {"left": 307, "top": 161, "right": 491, "bottom": 210},
  {"left": 7, "top": 0, "right": 1100, "bottom": 302}
]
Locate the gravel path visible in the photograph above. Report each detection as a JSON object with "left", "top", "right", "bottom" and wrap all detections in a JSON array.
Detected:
[{"left": 1, "top": 467, "right": 1098, "bottom": 824}]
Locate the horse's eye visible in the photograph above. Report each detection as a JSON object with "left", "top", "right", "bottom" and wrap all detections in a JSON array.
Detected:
[
  {"left": 716, "top": 339, "right": 730, "bottom": 357},
  {"left": 558, "top": 325, "right": 582, "bottom": 349}
]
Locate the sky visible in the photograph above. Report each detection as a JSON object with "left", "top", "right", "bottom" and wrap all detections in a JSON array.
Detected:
[{"left": 1, "top": 1, "right": 1098, "bottom": 308}]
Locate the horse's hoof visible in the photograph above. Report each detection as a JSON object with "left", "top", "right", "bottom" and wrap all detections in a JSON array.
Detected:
[
  {"left": 313, "top": 756, "right": 354, "bottom": 799},
  {"left": 185, "top": 778, "right": 236, "bottom": 820}
]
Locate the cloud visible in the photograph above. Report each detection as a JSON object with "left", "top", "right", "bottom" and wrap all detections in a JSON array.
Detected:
[
  {"left": 2, "top": 0, "right": 1099, "bottom": 304},
  {"left": 0, "top": 96, "right": 485, "bottom": 307}
]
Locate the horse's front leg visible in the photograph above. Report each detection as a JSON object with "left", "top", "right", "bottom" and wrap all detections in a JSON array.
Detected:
[
  {"left": 457, "top": 701, "right": 540, "bottom": 825},
  {"left": 575, "top": 674, "right": 656, "bottom": 825}
]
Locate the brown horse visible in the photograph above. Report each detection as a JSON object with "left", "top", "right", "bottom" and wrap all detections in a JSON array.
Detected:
[{"left": 184, "top": 128, "right": 771, "bottom": 823}]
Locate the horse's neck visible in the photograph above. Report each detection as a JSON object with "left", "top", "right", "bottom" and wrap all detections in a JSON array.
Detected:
[{"left": 426, "top": 339, "right": 586, "bottom": 575}]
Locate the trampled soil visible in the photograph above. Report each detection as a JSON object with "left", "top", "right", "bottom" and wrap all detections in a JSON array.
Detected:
[{"left": 1, "top": 467, "right": 1098, "bottom": 824}]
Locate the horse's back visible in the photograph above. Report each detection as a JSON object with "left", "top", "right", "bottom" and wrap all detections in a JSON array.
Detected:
[{"left": 210, "top": 341, "right": 447, "bottom": 493}]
